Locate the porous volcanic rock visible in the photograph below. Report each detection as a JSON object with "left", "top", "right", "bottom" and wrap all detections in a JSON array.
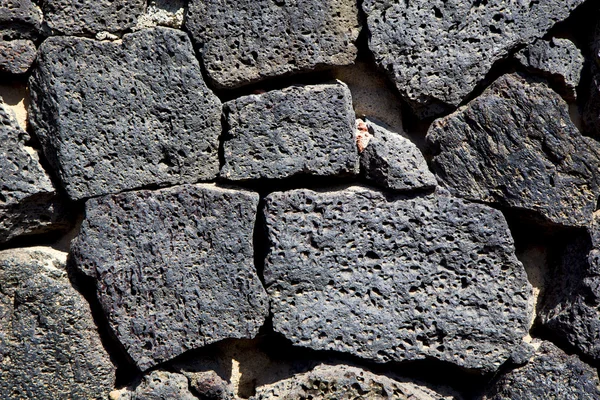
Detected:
[
  {"left": 0, "top": 247, "right": 115, "bottom": 400},
  {"left": 71, "top": 184, "right": 268, "bottom": 370},
  {"left": 221, "top": 83, "right": 359, "bottom": 181},
  {"left": 251, "top": 364, "right": 459, "bottom": 400},
  {"left": 0, "top": 0, "right": 42, "bottom": 40},
  {"left": 112, "top": 371, "right": 198, "bottom": 400},
  {"left": 0, "top": 40, "right": 36, "bottom": 74},
  {"left": 360, "top": 118, "right": 436, "bottom": 191},
  {"left": 515, "top": 38, "right": 583, "bottom": 101},
  {"left": 482, "top": 341, "right": 600, "bottom": 399},
  {"left": 29, "top": 27, "right": 222, "bottom": 200},
  {"left": 427, "top": 73, "right": 600, "bottom": 228},
  {"left": 185, "top": 0, "right": 360, "bottom": 88},
  {"left": 40, "top": 0, "right": 145, "bottom": 36},
  {"left": 362, "top": 0, "right": 584, "bottom": 117},
  {"left": 264, "top": 186, "right": 533, "bottom": 373},
  {"left": 584, "top": 28, "right": 600, "bottom": 137}
]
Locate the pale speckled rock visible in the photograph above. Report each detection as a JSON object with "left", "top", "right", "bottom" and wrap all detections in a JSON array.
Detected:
[
  {"left": 362, "top": 0, "right": 584, "bottom": 117},
  {"left": 71, "top": 184, "right": 268, "bottom": 370},
  {"left": 0, "top": 247, "right": 115, "bottom": 400},
  {"left": 482, "top": 341, "right": 600, "bottom": 399},
  {"left": 30, "top": 28, "right": 222, "bottom": 201},
  {"left": 40, "top": 0, "right": 146, "bottom": 36},
  {"left": 221, "top": 83, "right": 359, "bottom": 181},
  {"left": 185, "top": 0, "right": 360, "bottom": 88},
  {"left": 264, "top": 186, "right": 533, "bottom": 373},
  {"left": 427, "top": 73, "right": 600, "bottom": 228},
  {"left": 251, "top": 364, "right": 460, "bottom": 400},
  {"left": 0, "top": 0, "right": 42, "bottom": 40},
  {"left": 134, "top": 0, "right": 185, "bottom": 31},
  {"left": 515, "top": 38, "right": 584, "bottom": 101},
  {"left": 360, "top": 118, "right": 436, "bottom": 192},
  {"left": 113, "top": 371, "right": 198, "bottom": 400},
  {"left": 0, "top": 40, "right": 36, "bottom": 74}
]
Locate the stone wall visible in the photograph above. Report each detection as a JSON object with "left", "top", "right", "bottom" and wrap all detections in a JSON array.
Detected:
[{"left": 2, "top": 0, "right": 600, "bottom": 399}]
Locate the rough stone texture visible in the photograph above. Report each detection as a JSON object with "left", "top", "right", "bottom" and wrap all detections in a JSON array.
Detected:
[
  {"left": 0, "top": 0, "right": 42, "bottom": 40},
  {"left": 0, "top": 247, "right": 115, "bottom": 399},
  {"left": 40, "top": 0, "right": 146, "bottom": 36},
  {"left": 185, "top": 0, "right": 360, "bottom": 88},
  {"left": 360, "top": 118, "right": 436, "bottom": 192},
  {"left": 0, "top": 40, "right": 36, "bottom": 74},
  {"left": 251, "top": 364, "right": 459, "bottom": 400},
  {"left": 187, "top": 370, "right": 234, "bottom": 400},
  {"left": 264, "top": 186, "right": 533, "bottom": 373},
  {"left": 427, "top": 73, "right": 600, "bottom": 228},
  {"left": 113, "top": 371, "right": 198, "bottom": 400},
  {"left": 71, "top": 184, "right": 269, "bottom": 370},
  {"left": 482, "top": 341, "right": 600, "bottom": 399},
  {"left": 515, "top": 38, "right": 584, "bottom": 101},
  {"left": 362, "top": 0, "right": 584, "bottom": 117},
  {"left": 584, "top": 28, "right": 600, "bottom": 137},
  {"left": 30, "top": 28, "right": 222, "bottom": 201},
  {"left": 134, "top": 0, "right": 185, "bottom": 31},
  {"left": 0, "top": 100, "right": 70, "bottom": 243},
  {"left": 222, "top": 83, "right": 359, "bottom": 181}
]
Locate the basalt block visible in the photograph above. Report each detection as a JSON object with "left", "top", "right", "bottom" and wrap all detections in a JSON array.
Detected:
[
  {"left": 0, "top": 0, "right": 42, "bottom": 40},
  {"left": 0, "top": 40, "right": 36, "bottom": 74}
]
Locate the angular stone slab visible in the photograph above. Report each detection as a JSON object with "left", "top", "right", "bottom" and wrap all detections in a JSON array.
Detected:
[
  {"left": 427, "top": 73, "right": 600, "bottom": 228},
  {"left": 0, "top": 0, "right": 42, "bottom": 40},
  {"left": 0, "top": 101, "right": 70, "bottom": 243},
  {"left": 112, "top": 371, "right": 198, "bottom": 400},
  {"left": 482, "top": 341, "right": 600, "bottom": 399},
  {"left": 40, "top": 0, "right": 145, "bottom": 36},
  {"left": 30, "top": 28, "right": 222, "bottom": 201},
  {"left": 0, "top": 40, "right": 36, "bottom": 74},
  {"left": 71, "top": 184, "right": 268, "bottom": 370},
  {"left": 360, "top": 118, "right": 436, "bottom": 192},
  {"left": 515, "top": 38, "right": 583, "bottom": 101},
  {"left": 185, "top": 0, "right": 360, "bottom": 88},
  {"left": 362, "top": 0, "right": 584, "bottom": 117},
  {"left": 221, "top": 83, "right": 359, "bottom": 181},
  {"left": 264, "top": 186, "right": 533, "bottom": 373},
  {"left": 0, "top": 247, "right": 115, "bottom": 399}
]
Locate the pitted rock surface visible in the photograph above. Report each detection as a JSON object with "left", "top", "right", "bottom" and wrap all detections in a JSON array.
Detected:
[
  {"left": 71, "top": 184, "right": 268, "bottom": 370},
  {"left": 0, "top": 0, "right": 42, "bottom": 40},
  {"left": 515, "top": 38, "right": 584, "bottom": 101},
  {"left": 360, "top": 118, "right": 436, "bottom": 192},
  {"left": 185, "top": 0, "right": 360, "bottom": 88},
  {"left": 584, "top": 29, "right": 600, "bottom": 137},
  {"left": 427, "top": 73, "right": 600, "bottom": 228},
  {"left": 0, "top": 247, "right": 115, "bottom": 400},
  {"left": 362, "top": 0, "right": 584, "bottom": 117},
  {"left": 114, "top": 371, "right": 198, "bottom": 400},
  {"left": 264, "top": 186, "right": 533, "bottom": 372},
  {"left": 0, "top": 40, "right": 36, "bottom": 74},
  {"left": 482, "top": 341, "right": 600, "bottom": 399},
  {"left": 222, "top": 83, "right": 359, "bottom": 181},
  {"left": 30, "top": 27, "right": 222, "bottom": 201},
  {"left": 40, "top": 0, "right": 145, "bottom": 36}
]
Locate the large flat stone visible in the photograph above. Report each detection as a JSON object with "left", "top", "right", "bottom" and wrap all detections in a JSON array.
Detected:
[
  {"left": 0, "top": 0, "right": 42, "bottom": 40},
  {"left": 427, "top": 73, "right": 600, "bottom": 228},
  {"left": 362, "top": 0, "right": 584, "bottom": 117},
  {"left": 264, "top": 186, "right": 533, "bottom": 373},
  {"left": 29, "top": 28, "right": 222, "bottom": 201},
  {"left": 185, "top": 0, "right": 360, "bottom": 88},
  {"left": 0, "top": 247, "right": 115, "bottom": 399},
  {"left": 221, "top": 83, "right": 359, "bottom": 181},
  {"left": 71, "top": 184, "right": 268, "bottom": 370},
  {"left": 0, "top": 40, "right": 36, "bottom": 74}
]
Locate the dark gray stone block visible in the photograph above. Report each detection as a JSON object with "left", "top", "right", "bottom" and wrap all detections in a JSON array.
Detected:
[
  {"left": 40, "top": 0, "right": 145, "bottom": 36},
  {"left": 71, "top": 184, "right": 268, "bottom": 370},
  {"left": 115, "top": 371, "right": 198, "bottom": 400},
  {"left": 584, "top": 28, "right": 600, "bottom": 137},
  {"left": 221, "top": 83, "right": 359, "bottom": 181},
  {"left": 0, "top": 40, "right": 36, "bottom": 74},
  {"left": 264, "top": 186, "right": 533, "bottom": 373},
  {"left": 0, "top": 0, "right": 42, "bottom": 40},
  {"left": 185, "top": 0, "right": 360, "bottom": 88},
  {"left": 362, "top": 0, "right": 584, "bottom": 117},
  {"left": 482, "top": 341, "right": 600, "bottom": 399},
  {"left": 0, "top": 247, "right": 115, "bottom": 400},
  {"left": 360, "top": 118, "right": 436, "bottom": 192},
  {"left": 30, "top": 28, "right": 222, "bottom": 201},
  {"left": 427, "top": 73, "right": 600, "bottom": 228}
]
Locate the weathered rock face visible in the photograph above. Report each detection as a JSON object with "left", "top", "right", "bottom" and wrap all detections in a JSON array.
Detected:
[
  {"left": 360, "top": 118, "right": 436, "bottom": 192},
  {"left": 0, "top": 101, "right": 70, "bottom": 243},
  {"left": 29, "top": 27, "right": 222, "bottom": 201},
  {"left": 185, "top": 0, "right": 360, "bottom": 88},
  {"left": 251, "top": 364, "right": 459, "bottom": 400},
  {"left": 222, "top": 83, "right": 359, "bottom": 181},
  {"left": 584, "top": 29, "right": 600, "bottom": 137},
  {"left": 0, "top": 0, "right": 42, "bottom": 40},
  {"left": 134, "top": 0, "right": 186, "bottom": 31},
  {"left": 427, "top": 73, "right": 600, "bottom": 228},
  {"left": 40, "top": 0, "right": 146, "bottom": 36},
  {"left": 113, "top": 371, "right": 198, "bottom": 400},
  {"left": 482, "top": 341, "right": 600, "bottom": 399},
  {"left": 71, "top": 184, "right": 269, "bottom": 370},
  {"left": 362, "top": 0, "right": 584, "bottom": 117},
  {"left": 264, "top": 186, "right": 533, "bottom": 373},
  {"left": 515, "top": 38, "right": 584, "bottom": 101},
  {"left": 0, "top": 40, "right": 36, "bottom": 74},
  {"left": 0, "top": 247, "right": 115, "bottom": 399}
]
